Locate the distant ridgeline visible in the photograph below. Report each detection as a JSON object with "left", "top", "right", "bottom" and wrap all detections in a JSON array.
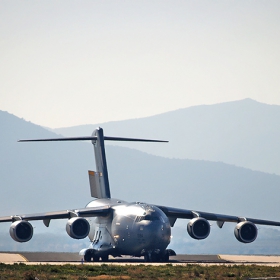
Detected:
[{"left": 53, "top": 99, "right": 280, "bottom": 175}]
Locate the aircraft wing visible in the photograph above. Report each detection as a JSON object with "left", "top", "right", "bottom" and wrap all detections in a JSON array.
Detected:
[
  {"left": 0, "top": 205, "right": 111, "bottom": 226},
  {"left": 156, "top": 205, "right": 280, "bottom": 227}
]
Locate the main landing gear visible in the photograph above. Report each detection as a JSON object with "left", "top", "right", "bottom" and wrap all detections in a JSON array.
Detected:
[{"left": 84, "top": 249, "right": 109, "bottom": 262}]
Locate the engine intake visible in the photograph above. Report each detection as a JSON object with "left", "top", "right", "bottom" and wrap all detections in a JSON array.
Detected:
[
  {"left": 9, "top": 220, "right": 33, "bottom": 242},
  {"left": 234, "top": 221, "right": 258, "bottom": 243},
  {"left": 187, "top": 217, "right": 210, "bottom": 240},
  {"left": 66, "top": 217, "right": 90, "bottom": 239}
]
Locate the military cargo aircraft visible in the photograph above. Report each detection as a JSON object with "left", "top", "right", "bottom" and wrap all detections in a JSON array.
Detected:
[{"left": 0, "top": 127, "right": 280, "bottom": 262}]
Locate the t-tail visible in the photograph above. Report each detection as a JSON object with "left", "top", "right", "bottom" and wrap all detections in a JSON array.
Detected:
[{"left": 19, "top": 127, "right": 168, "bottom": 199}]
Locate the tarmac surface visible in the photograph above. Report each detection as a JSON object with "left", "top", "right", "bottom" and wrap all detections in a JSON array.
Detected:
[{"left": 1, "top": 252, "right": 280, "bottom": 266}]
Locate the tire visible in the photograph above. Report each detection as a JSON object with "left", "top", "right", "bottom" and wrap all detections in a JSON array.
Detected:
[
  {"left": 84, "top": 251, "right": 92, "bottom": 262},
  {"left": 151, "top": 252, "right": 160, "bottom": 262},
  {"left": 144, "top": 254, "right": 150, "bottom": 262},
  {"left": 101, "top": 255, "right": 109, "bottom": 262},
  {"left": 161, "top": 251, "right": 169, "bottom": 262}
]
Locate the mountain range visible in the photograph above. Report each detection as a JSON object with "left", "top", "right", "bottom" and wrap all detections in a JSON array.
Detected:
[
  {"left": 1, "top": 99, "right": 280, "bottom": 254},
  {"left": 53, "top": 99, "right": 280, "bottom": 175}
]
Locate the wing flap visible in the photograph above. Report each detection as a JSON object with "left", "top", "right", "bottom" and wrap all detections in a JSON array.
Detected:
[
  {"left": 0, "top": 206, "right": 111, "bottom": 223},
  {"left": 245, "top": 217, "right": 280, "bottom": 227},
  {"left": 157, "top": 205, "right": 280, "bottom": 227},
  {"left": 0, "top": 216, "right": 15, "bottom": 222}
]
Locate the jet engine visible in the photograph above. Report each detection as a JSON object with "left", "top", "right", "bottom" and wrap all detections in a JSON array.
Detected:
[
  {"left": 234, "top": 221, "right": 258, "bottom": 243},
  {"left": 66, "top": 217, "right": 90, "bottom": 239},
  {"left": 9, "top": 220, "right": 33, "bottom": 242},
  {"left": 187, "top": 217, "right": 210, "bottom": 240}
]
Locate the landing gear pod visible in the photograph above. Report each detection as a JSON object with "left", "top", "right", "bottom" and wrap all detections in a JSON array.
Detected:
[
  {"left": 9, "top": 221, "right": 33, "bottom": 242},
  {"left": 66, "top": 217, "right": 90, "bottom": 239},
  {"left": 187, "top": 217, "right": 210, "bottom": 240},
  {"left": 234, "top": 221, "right": 258, "bottom": 243}
]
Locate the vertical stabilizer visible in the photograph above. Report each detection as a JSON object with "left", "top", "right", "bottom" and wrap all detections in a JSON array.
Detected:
[{"left": 90, "top": 128, "right": 111, "bottom": 198}]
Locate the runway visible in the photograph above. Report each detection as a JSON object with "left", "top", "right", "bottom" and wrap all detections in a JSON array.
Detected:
[{"left": 1, "top": 252, "right": 280, "bottom": 266}]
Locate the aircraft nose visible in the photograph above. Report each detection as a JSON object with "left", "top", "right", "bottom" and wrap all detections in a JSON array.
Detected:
[{"left": 137, "top": 218, "right": 171, "bottom": 250}]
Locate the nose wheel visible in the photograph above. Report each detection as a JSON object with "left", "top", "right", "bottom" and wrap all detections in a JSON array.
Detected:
[
  {"left": 144, "top": 249, "right": 173, "bottom": 262},
  {"left": 101, "top": 255, "right": 109, "bottom": 262}
]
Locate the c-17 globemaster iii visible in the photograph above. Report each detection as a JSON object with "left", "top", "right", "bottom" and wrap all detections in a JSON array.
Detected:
[{"left": 0, "top": 127, "right": 280, "bottom": 262}]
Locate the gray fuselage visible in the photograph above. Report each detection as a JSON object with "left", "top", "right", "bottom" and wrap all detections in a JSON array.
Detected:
[{"left": 86, "top": 198, "right": 171, "bottom": 257}]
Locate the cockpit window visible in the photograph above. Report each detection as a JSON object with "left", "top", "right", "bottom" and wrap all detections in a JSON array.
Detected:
[
  {"left": 135, "top": 216, "right": 144, "bottom": 222},
  {"left": 135, "top": 214, "right": 159, "bottom": 222},
  {"left": 144, "top": 214, "right": 159, "bottom": 221}
]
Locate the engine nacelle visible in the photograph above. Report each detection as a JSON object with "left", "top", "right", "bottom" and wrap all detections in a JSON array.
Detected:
[
  {"left": 9, "top": 220, "right": 33, "bottom": 242},
  {"left": 66, "top": 217, "right": 90, "bottom": 239},
  {"left": 234, "top": 221, "right": 258, "bottom": 243},
  {"left": 187, "top": 217, "right": 210, "bottom": 240}
]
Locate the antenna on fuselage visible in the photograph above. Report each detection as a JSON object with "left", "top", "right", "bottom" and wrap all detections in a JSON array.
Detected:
[{"left": 18, "top": 127, "right": 168, "bottom": 199}]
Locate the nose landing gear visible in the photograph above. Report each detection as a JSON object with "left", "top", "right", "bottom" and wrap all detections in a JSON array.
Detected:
[{"left": 144, "top": 249, "right": 176, "bottom": 262}]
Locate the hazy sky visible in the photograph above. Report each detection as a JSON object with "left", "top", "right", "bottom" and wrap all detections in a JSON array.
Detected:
[{"left": 1, "top": 1, "right": 280, "bottom": 128}]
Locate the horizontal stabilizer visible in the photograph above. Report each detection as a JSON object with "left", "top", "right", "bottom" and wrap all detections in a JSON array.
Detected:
[
  {"left": 18, "top": 136, "right": 98, "bottom": 142},
  {"left": 18, "top": 136, "right": 168, "bottom": 143},
  {"left": 103, "top": 136, "right": 168, "bottom": 143}
]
